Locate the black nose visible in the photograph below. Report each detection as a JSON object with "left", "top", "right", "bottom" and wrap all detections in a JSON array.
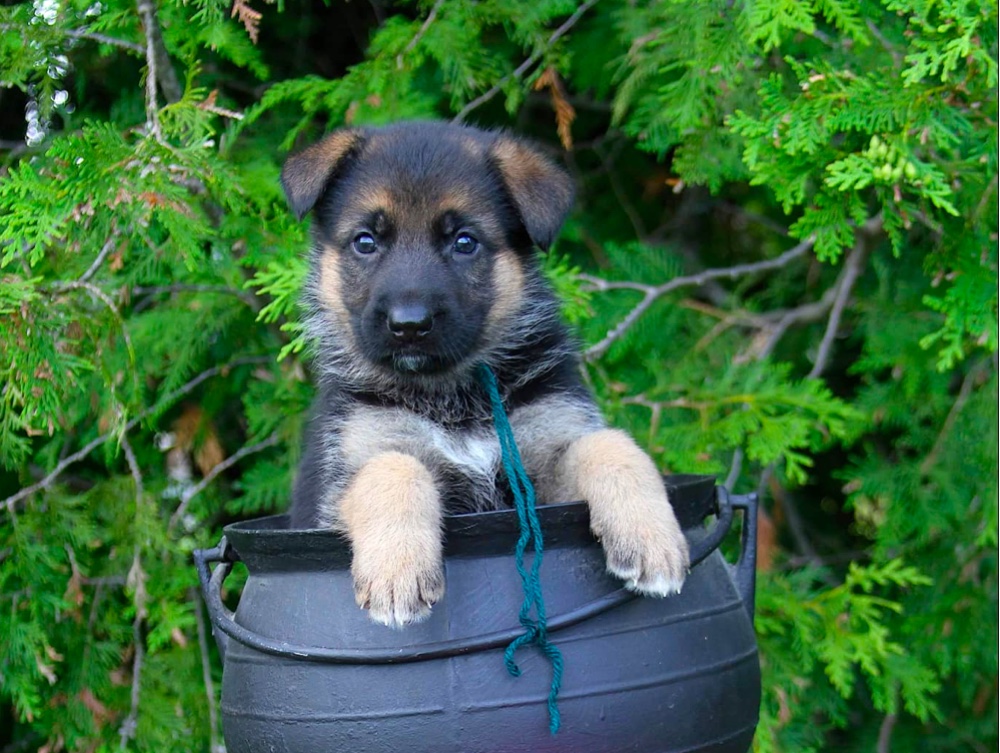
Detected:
[{"left": 387, "top": 304, "right": 433, "bottom": 342}]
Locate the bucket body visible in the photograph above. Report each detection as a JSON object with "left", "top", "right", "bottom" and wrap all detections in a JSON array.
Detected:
[{"left": 196, "top": 475, "right": 761, "bottom": 753}]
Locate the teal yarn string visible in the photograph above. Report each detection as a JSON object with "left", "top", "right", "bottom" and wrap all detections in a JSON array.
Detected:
[{"left": 476, "top": 363, "right": 564, "bottom": 735}]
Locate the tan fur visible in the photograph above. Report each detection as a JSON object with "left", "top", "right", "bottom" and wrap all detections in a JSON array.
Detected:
[
  {"left": 333, "top": 186, "right": 397, "bottom": 237},
  {"left": 354, "top": 186, "right": 394, "bottom": 215},
  {"left": 282, "top": 130, "right": 362, "bottom": 217},
  {"left": 558, "top": 429, "right": 689, "bottom": 596},
  {"left": 490, "top": 138, "right": 573, "bottom": 220},
  {"left": 338, "top": 452, "right": 445, "bottom": 627},
  {"left": 435, "top": 191, "right": 475, "bottom": 215},
  {"left": 317, "top": 248, "right": 352, "bottom": 328},
  {"left": 508, "top": 395, "right": 603, "bottom": 503},
  {"left": 460, "top": 134, "right": 484, "bottom": 157},
  {"left": 484, "top": 252, "right": 525, "bottom": 341}
]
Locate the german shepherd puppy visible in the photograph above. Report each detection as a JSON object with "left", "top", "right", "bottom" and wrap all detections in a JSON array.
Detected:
[{"left": 283, "top": 121, "right": 689, "bottom": 628}]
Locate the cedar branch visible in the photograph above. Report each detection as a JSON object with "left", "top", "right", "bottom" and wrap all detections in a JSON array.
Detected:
[
  {"left": 2, "top": 357, "right": 270, "bottom": 514},
  {"left": 168, "top": 433, "right": 281, "bottom": 532},
  {"left": 397, "top": 0, "right": 445, "bottom": 69},
  {"left": 452, "top": 0, "right": 600, "bottom": 123}
]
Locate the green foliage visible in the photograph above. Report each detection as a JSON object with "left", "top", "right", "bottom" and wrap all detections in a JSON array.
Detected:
[{"left": 0, "top": 0, "right": 996, "bottom": 752}]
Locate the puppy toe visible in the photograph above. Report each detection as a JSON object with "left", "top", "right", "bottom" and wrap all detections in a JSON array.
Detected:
[
  {"left": 599, "top": 516, "right": 690, "bottom": 598},
  {"left": 627, "top": 534, "right": 690, "bottom": 597},
  {"left": 353, "top": 556, "right": 445, "bottom": 629},
  {"left": 602, "top": 544, "right": 642, "bottom": 583}
]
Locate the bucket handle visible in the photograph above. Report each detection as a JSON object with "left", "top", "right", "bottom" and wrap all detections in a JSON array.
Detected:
[{"left": 194, "top": 487, "right": 757, "bottom": 664}]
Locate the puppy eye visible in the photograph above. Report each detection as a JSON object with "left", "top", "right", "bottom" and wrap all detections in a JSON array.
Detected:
[
  {"left": 453, "top": 233, "right": 479, "bottom": 256},
  {"left": 353, "top": 233, "right": 377, "bottom": 255}
]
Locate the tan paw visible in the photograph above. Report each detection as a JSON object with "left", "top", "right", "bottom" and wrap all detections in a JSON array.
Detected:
[
  {"left": 598, "top": 510, "right": 690, "bottom": 596},
  {"left": 337, "top": 452, "right": 445, "bottom": 628},
  {"left": 352, "top": 545, "right": 445, "bottom": 628},
  {"left": 558, "top": 429, "right": 691, "bottom": 597}
]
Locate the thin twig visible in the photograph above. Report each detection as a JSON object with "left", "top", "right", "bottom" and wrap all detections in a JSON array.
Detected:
[
  {"left": 594, "top": 142, "right": 647, "bottom": 238},
  {"left": 5, "top": 433, "right": 111, "bottom": 515},
  {"left": 65, "top": 28, "right": 145, "bottom": 54},
  {"left": 876, "top": 711, "right": 898, "bottom": 753},
  {"left": 192, "top": 590, "right": 224, "bottom": 753},
  {"left": 119, "top": 597, "right": 146, "bottom": 749},
  {"left": 77, "top": 235, "right": 118, "bottom": 284},
  {"left": 132, "top": 284, "right": 260, "bottom": 310},
  {"left": 2, "top": 357, "right": 270, "bottom": 514},
  {"left": 168, "top": 433, "right": 281, "bottom": 532},
  {"left": 866, "top": 20, "right": 902, "bottom": 66},
  {"left": 583, "top": 234, "right": 817, "bottom": 360},
  {"left": 80, "top": 581, "right": 106, "bottom": 671},
  {"left": 716, "top": 202, "right": 791, "bottom": 238},
  {"left": 807, "top": 244, "right": 867, "bottom": 379},
  {"left": 756, "top": 284, "right": 841, "bottom": 361},
  {"left": 920, "top": 362, "right": 984, "bottom": 475},
  {"left": 724, "top": 448, "right": 743, "bottom": 491},
  {"left": 756, "top": 465, "right": 827, "bottom": 571},
  {"left": 118, "top": 434, "right": 146, "bottom": 750},
  {"left": 120, "top": 433, "right": 145, "bottom": 502},
  {"left": 137, "top": 0, "right": 182, "bottom": 103},
  {"left": 136, "top": 0, "right": 163, "bottom": 141},
  {"left": 53, "top": 280, "right": 137, "bottom": 367},
  {"left": 0, "top": 23, "right": 143, "bottom": 54},
  {"left": 452, "top": 0, "right": 600, "bottom": 123},
  {"left": 397, "top": 0, "right": 445, "bottom": 68}
]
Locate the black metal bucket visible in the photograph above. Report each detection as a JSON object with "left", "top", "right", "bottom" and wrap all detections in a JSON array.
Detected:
[{"left": 195, "top": 475, "right": 761, "bottom": 752}]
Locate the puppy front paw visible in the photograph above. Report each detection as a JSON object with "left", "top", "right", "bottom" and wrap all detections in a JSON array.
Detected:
[
  {"left": 599, "top": 513, "right": 690, "bottom": 596},
  {"left": 337, "top": 452, "right": 446, "bottom": 628},
  {"left": 559, "top": 429, "right": 691, "bottom": 597},
  {"left": 352, "top": 544, "right": 445, "bottom": 628}
]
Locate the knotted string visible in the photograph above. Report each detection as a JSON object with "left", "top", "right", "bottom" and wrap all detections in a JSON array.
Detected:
[{"left": 476, "top": 363, "right": 564, "bottom": 734}]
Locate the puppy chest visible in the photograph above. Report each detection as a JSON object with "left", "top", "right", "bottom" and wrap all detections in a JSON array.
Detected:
[
  {"left": 339, "top": 407, "right": 500, "bottom": 482},
  {"left": 433, "top": 432, "right": 500, "bottom": 480}
]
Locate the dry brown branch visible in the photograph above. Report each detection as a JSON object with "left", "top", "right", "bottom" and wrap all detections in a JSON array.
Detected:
[
  {"left": 231, "top": 0, "right": 263, "bottom": 44},
  {"left": 534, "top": 67, "right": 576, "bottom": 149},
  {"left": 582, "top": 234, "right": 817, "bottom": 360}
]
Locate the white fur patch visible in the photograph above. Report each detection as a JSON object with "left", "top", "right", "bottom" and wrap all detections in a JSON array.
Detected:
[{"left": 339, "top": 405, "right": 500, "bottom": 488}]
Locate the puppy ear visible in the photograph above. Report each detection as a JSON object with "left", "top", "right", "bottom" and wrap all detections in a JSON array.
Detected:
[
  {"left": 489, "top": 135, "right": 575, "bottom": 250},
  {"left": 281, "top": 129, "right": 365, "bottom": 220}
]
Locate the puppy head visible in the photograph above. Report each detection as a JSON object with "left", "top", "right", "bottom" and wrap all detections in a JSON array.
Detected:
[{"left": 282, "top": 121, "right": 574, "bottom": 383}]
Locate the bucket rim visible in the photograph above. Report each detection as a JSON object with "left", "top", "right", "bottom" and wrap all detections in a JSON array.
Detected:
[{"left": 221, "top": 473, "right": 718, "bottom": 559}]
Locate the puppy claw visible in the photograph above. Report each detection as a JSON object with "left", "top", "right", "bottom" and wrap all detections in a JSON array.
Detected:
[
  {"left": 600, "top": 522, "right": 690, "bottom": 599},
  {"left": 353, "top": 560, "right": 445, "bottom": 629},
  {"left": 622, "top": 571, "right": 686, "bottom": 597}
]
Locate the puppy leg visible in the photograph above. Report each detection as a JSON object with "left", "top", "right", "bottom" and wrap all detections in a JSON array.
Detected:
[
  {"left": 558, "top": 429, "right": 689, "bottom": 595},
  {"left": 338, "top": 452, "right": 445, "bottom": 627}
]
